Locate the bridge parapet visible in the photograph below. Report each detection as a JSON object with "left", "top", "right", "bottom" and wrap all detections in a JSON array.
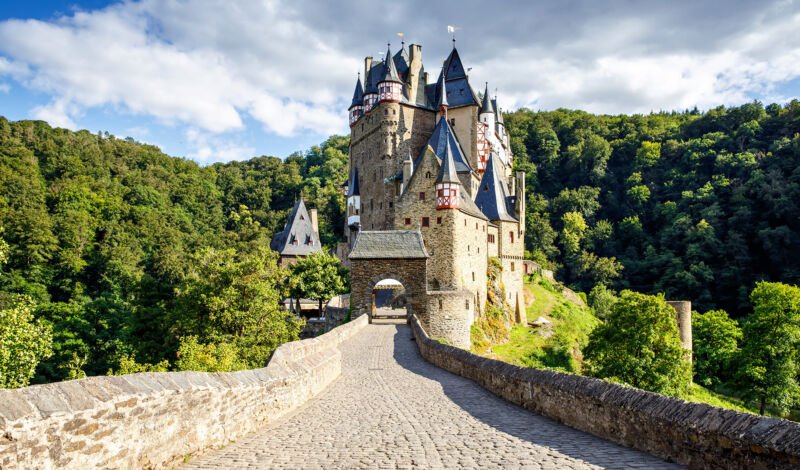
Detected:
[
  {"left": 409, "top": 314, "right": 800, "bottom": 470},
  {"left": 0, "top": 314, "right": 368, "bottom": 469}
]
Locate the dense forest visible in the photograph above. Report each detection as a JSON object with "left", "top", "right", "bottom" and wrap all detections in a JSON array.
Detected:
[
  {"left": 507, "top": 100, "right": 800, "bottom": 316},
  {"left": 0, "top": 117, "right": 349, "bottom": 384},
  {"left": 1, "top": 98, "right": 799, "bottom": 387}
]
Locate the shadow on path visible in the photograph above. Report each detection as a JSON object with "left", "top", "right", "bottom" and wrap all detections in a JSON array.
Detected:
[{"left": 389, "top": 324, "right": 682, "bottom": 469}]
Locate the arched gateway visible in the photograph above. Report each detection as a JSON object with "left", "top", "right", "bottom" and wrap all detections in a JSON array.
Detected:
[{"left": 349, "top": 230, "right": 428, "bottom": 321}]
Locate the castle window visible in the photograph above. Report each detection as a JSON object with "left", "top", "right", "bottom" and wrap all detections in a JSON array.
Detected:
[
  {"left": 472, "top": 272, "right": 475, "bottom": 281},
  {"left": 476, "top": 222, "right": 478, "bottom": 230},
  {"left": 384, "top": 109, "right": 388, "bottom": 115},
  {"left": 355, "top": 208, "right": 359, "bottom": 215},
  {"left": 389, "top": 202, "right": 393, "bottom": 208},
  {"left": 465, "top": 299, "right": 470, "bottom": 309},
  {"left": 483, "top": 185, "right": 489, "bottom": 192},
  {"left": 422, "top": 217, "right": 429, "bottom": 227},
  {"left": 448, "top": 118, "right": 455, "bottom": 127},
  {"left": 436, "top": 217, "right": 442, "bottom": 224},
  {"left": 371, "top": 199, "right": 374, "bottom": 210},
  {"left": 488, "top": 234, "right": 495, "bottom": 243},
  {"left": 426, "top": 171, "right": 432, "bottom": 178},
  {"left": 510, "top": 231, "right": 514, "bottom": 243},
  {"left": 464, "top": 219, "right": 467, "bottom": 226},
  {"left": 379, "top": 202, "right": 383, "bottom": 209},
  {"left": 419, "top": 192, "right": 425, "bottom": 200},
  {"left": 404, "top": 218, "right": 411, "bottom": 225},
  {"left": 511, "top": 262, "right": 515, "bottom": 272},
  {"left": 393, "top": 109, "right": 396, "bottom": 115},
  {"left": 439, "top": 299, "right": 443, "bottom": 310},
  {"left": 300, "top": 215, "right": 304, "bottom": 220}
]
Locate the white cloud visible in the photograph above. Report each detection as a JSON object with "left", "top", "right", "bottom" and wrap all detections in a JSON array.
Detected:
[
  {"left": 0, "top": 83, "right": 8, "bottom": 93},
  {"left": 30, "top": 99, "right": 78, "bottom": 129},
  {"left": 0, "top": 0, "right": 798, "bottom": 146},
  {"left": 184, "top": 128, "right": 256, "bottom": 164}
]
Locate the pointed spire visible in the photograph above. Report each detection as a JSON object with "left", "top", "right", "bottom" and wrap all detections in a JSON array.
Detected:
[
  {"left": 474, "top": 154, "right": 516, "bottom": 222},
  {"left": 480, "top": 82, "right": 495, "bottom": 115},
  {"left": 437, "top": 65, "right": 448, "bottom": 116},
  {"left": 436, "top": 139, "right": 459, "bottom": 184},
  {"left": 348, "top": 167, "right": 360, "bottom": 197},
  {"left": 381, "top": 43, "right": 402, "bottom": 83},
  {"left": 349, "top": 73, "right": 364, "bottom": 109}
]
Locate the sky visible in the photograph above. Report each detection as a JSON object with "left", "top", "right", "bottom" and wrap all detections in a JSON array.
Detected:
[{"left": 0, "top": 0, "right": 799, "bottom": 165}]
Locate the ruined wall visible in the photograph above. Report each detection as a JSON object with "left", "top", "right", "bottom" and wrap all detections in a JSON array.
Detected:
[
  {"left": 410, "top": 314, "right": 800, "bottom": 470},
  {"left": 667, "top": 300, "right": 693, "bottom": 357},
  {"left": 0, "top": 316, "right": 369, "bottom": 470}
]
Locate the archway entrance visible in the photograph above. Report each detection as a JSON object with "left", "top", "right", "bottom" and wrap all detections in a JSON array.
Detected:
[
  {"left": 348, "top": 230, "right": 429, "bottom": 322},
  {"left": 372, "top": 278, "right": 407, "bottom": 321}
]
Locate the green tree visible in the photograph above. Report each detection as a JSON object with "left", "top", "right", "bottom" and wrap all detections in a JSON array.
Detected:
[
  {"left": 584, "top": 290, "right": 691, "bottom": 396},
  {"left": 290, "top": 251, "right": 349, "bottom": 314},
  {"left": 692, "top": 310, "right": 741, "bottom": 388},
  {"left": 736, "top": 282, "right": 800, "bottom": 415},
  {"left": 0, "top": 296, "right": 53, "bottom": 388},
  {"left": 588, "top": 283, "right": 618, "bottom": 320},
  {"left": 174, "top": 246, "right": 302, "bottom": 368}
]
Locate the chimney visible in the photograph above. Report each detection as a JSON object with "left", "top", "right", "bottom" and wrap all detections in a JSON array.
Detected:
[
  {"left": 364, "top": 56, "right": 373, "bottom": 82},
  {"left": 407, "top": 44, "right": 423, "bottom": 104},
  {"left": 309, "top": 208, "right": 319, "bottom": 240}
]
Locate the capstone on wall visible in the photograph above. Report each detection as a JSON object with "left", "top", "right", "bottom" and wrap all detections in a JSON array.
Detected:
[{"left": 0, "top": 316, "right": 369, "bottom": 470}]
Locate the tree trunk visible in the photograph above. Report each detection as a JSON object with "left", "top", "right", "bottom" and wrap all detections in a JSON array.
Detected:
[{"left": 760, "top": 397, "right": 765, "bottom": 416}]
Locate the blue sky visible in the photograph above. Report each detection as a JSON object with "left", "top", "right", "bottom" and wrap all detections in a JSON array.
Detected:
[{"left": 1, "top": 0, "right": 799, "bottom": 165}]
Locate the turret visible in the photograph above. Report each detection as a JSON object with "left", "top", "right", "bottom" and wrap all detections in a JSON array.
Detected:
[
  {"left": 435, "top": 140, "right": 460, "bottom": 210},
  {"left": 402, "top": 151, "right": 413, "bottom": 194},
  {"left": 378, "top": 44, "right": 403, "bottom": 104},
  {"left": 349, "top": 74, "right": 364, "bottom": 126},
  {"left": 480, "top": 82, "right": 495, "bottom": 130},
  {"left": 437, "top": 66, "right": 448, "bottom": 119},
  {"left": 347, "top": 167, "right": 361, "bottom": 230}
]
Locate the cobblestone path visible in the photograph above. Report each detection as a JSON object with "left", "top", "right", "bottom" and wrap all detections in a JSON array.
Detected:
[{"left": 183, "top": 321, "right": 684, "bottom": 469}]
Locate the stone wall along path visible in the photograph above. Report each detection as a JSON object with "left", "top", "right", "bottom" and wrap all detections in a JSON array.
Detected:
[{"left": 182, "top": 320, "right": 682, "bottom": 470}]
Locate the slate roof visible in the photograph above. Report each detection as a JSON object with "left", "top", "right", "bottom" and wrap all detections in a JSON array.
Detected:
[
  {"left": 436, "top": 67, "right": 448, "bottom": 108},
  {"left": 350, "top": 76, "right": 364, "bottom": 109},
  {"left": 364, "top": 61, "right": 381, "bottom": 94},
  {"left": 348, "top": 167, "right": 360, "bottom": 197},
  {"left": 493, "top": 98, "right": 504, "bottom": 125},
  {"left": 270, "top": 200, "right": 323, "bottom": 256},
  {"left": 480, "top": 83, "right": 495, "bottom": 115},
  {"left": 349, "top": 230, "right": 429, "bottom": 259},
  {"left": 428, "top": 47, "right": 480, "bottom": 109},
  {"left": 393, "top": 45, "right": 410, "bottom": 79},
  {"left": 416, "top": 117, "right": 473, "bottom": 173},
  {"left": 436, "top": 139, "right": 459, "bottom": 184},
  {"left": 474, "top": 154, "right": 517, "bottom": 222},
  {"left": 381, "top": 45, "right": 403, "bottom": 83}
]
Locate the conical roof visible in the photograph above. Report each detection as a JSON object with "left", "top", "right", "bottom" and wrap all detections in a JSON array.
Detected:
[
  {"left": 349, "top": 76, "right": 364, "bottom": 109},
  {"left": 480, "top": 82, "right": 495, "bottom": 115},
  {"left": 474, "top": 154, "right": 517, "bottom": 222},
  {"left": 381, "top": 45, "right": 403, "bottom": 83},
  {"left": 348, "top": 167, "right": 360, "bottom": 197},
  {"left": 436, "top": 66, "right": 448, "bottom": 108},
  {"left": 436, "top": 139, "right": 460, "bottom": 184}
]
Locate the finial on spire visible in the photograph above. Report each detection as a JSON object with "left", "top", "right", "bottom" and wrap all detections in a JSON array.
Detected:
[{"left": 452, "top": 37, "right": 456, "bottom": 48}]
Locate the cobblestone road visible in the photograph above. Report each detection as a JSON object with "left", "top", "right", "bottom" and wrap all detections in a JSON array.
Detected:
[{"left": 183, "top": 321, "right": 684, "bottom": 469}]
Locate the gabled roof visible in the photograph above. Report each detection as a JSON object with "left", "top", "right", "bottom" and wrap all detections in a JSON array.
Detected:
[
  {"left": 381, "top": 45, "right": 403, "bottom": 83},
  {"left": 270, "top": 200, "right": 323, "bottom": 256},
  {"left": 480, "top": 83, "right": 495, "bottom": 115},
  {"left": 441, "top": 47, "right": 468, "bottom": 81},
  {"left": 349, "top": 230, "right": 429, "bottom": 259},
  {"left": 348, "top": 167, "right": 360, "bottom": 197},
  {"left": 350, "top": 76, "right": 364, "bottom": 109},
  {"left": 436, "top": 139, "right": 459, "bottom": 184},
  {"left": 417, "top": 116, "right": 473, "bottom": 173},
  {"left": 474, "top": 154, "right": 517, "bottom": 222}
]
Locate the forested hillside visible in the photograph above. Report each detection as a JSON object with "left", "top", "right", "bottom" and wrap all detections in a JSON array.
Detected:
[
  {"left": 507, "top": 100, "right": 800, "bottom": 315},
  {"left": 0, "top": 117, "right": 348, "bottom": 384}
]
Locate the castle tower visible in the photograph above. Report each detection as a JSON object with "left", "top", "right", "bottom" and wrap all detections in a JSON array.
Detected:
[
  {"left": 363, "top": 57, "right": 378, "bottom": 112},
  {"left": 346, "top": 167, "right": 361, "bottom": 247},
  {"left": 436, "top": 140, "right": 460, "bottom": 210},
  {"left": 349, "top": 74, "right": 364, "bottom": 127},
  {"left": 378, "top": 44, "right": 403, "bottom": 104},
  {"left": 437, "top": 67, "right": 448, "bottom": 118}
]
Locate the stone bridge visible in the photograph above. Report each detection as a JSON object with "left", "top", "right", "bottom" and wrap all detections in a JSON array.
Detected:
[{"left": 2, "top": 316, "right": 799, "bottom": 469}]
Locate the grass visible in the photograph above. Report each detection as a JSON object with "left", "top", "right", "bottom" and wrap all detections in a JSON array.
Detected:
[{"left": 485, "top": 275, "right": 599, "bottom": 373}]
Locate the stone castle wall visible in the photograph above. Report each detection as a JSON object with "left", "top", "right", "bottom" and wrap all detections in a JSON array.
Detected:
[
  {"left": 0, "top": 315, "right": 369, "bottom": 470},
  {"left": 349, "top": 257, "right": 428, "bottom": 318},
  {"left": 423, "top": 290, "right": 473, "bottom": 348},
  {"left": 410, "top": 314, "right": 800, "bottom": 470}
]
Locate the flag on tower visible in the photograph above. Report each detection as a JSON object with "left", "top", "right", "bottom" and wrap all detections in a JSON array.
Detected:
[
  {"left": 397, "top": 32, "right": 404, "bottom": 37},
  {"left": 447, "top": 25, "right": 456, "bottom": 33}
]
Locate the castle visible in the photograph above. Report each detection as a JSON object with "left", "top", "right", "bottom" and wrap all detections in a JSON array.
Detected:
[{"left": 343, "top": 41, "right": 526, "bottom": 347}]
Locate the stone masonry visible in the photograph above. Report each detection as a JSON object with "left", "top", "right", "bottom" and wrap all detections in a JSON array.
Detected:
[
  {"left": 410, "top": 314, "right": 800, "bottom": 470},
  {"left": 0, "top": 315, "right": 368, "bottom": 469},
  {"left": 349, "top": 257, "right": 428, "bottom": 318},
  {"left": 182, "top": 320, "right": 684, "bottom": 470}
]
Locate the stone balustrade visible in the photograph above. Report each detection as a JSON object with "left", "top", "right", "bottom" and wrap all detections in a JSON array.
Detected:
[
  {"left": 0, "top": 314, "right": 368, "bottom": 470},
  {"left": 409, "top": 314, "right": 800, "bottom": 470}
]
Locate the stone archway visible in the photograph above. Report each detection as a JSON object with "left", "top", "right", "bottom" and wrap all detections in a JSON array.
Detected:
[{"left": 348, "top": 231, "right": 429, "bottom": 322}]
